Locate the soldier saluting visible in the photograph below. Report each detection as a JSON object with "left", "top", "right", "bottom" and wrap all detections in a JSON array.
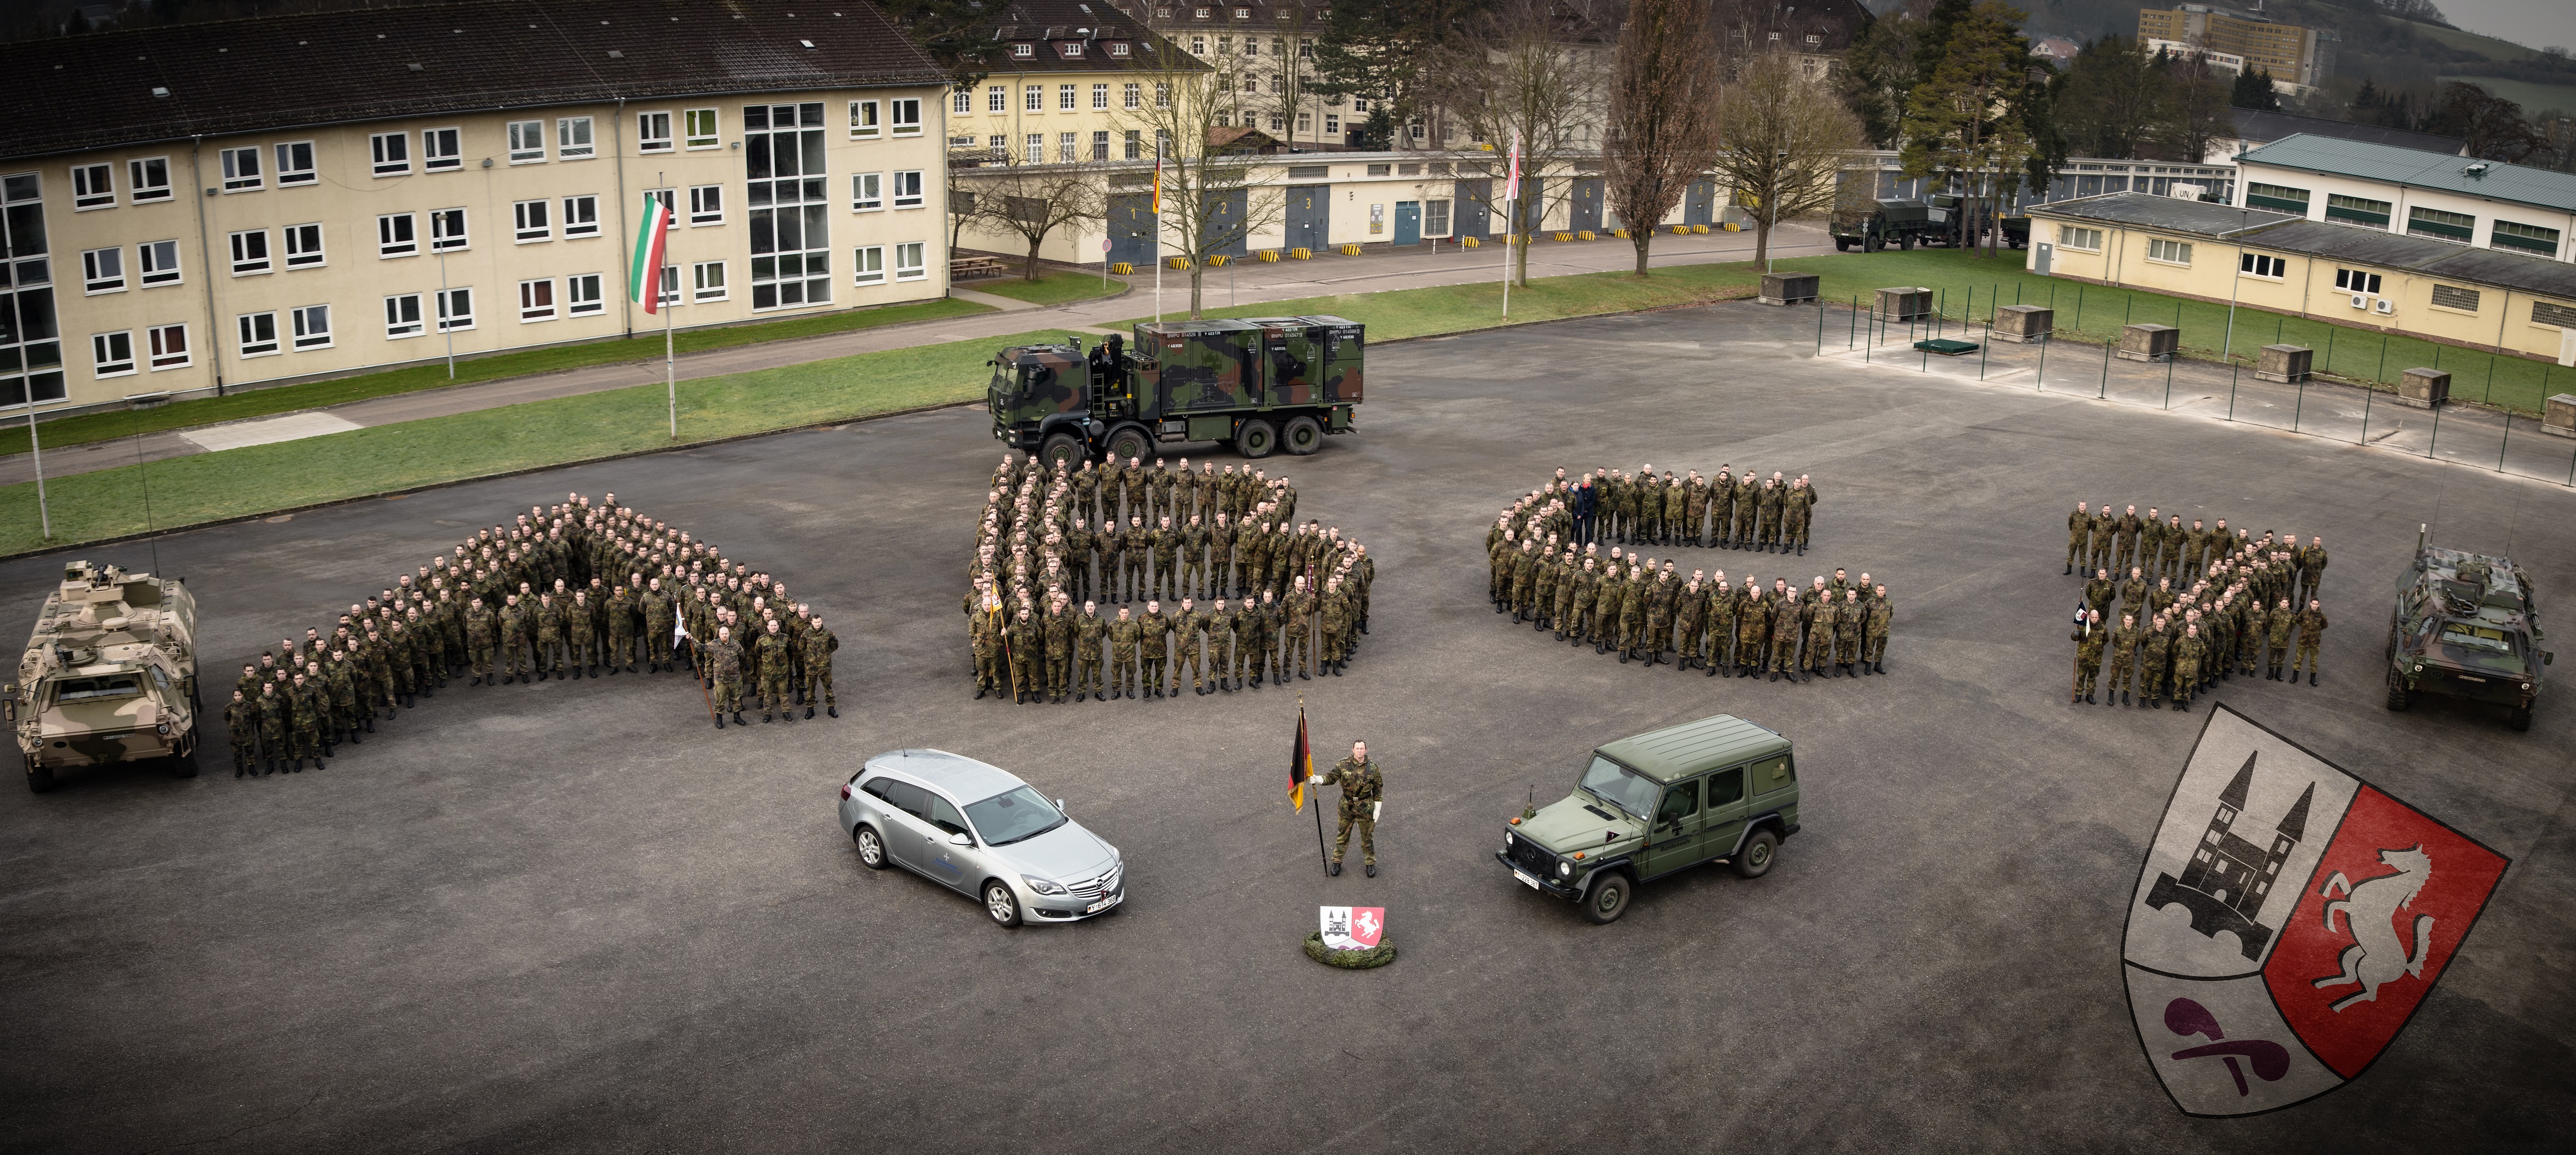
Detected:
[{"left": 1308, "top": 741, "right": 1385, "bottom": 877}]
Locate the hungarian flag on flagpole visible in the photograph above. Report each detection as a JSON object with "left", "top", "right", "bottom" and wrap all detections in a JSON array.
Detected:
[
  {"left": 1290, "top": 705, "right": 1311, "bottom": 811},
  {"left": 628, "top": 192, "right": 671, "bottom": 314}
]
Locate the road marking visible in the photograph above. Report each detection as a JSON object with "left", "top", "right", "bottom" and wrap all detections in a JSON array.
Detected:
[{"left": 180, "top": 412, "right": 363, "bottom": 453}]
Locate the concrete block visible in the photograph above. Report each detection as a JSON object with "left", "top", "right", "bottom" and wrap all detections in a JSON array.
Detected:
[
  {"left": 1874, "top": 287, "right": 1932, "bottom": 322},
  {"left": 2541, "top": 393, "right": 2575, "bottom": 437},
  {"left": 2116, "top": 323, "right": 2180, "bottom": 363},
  {"left": 1758, "top": 273, "right": 1819, "bottom": 306},
  {"left": 2398, "top": 367, "right": 2450, "bottom": 409},
  {"left": 1992, "top": 305, "right": 2053, "bottom": 344},
  {"left": 2253, "top": 344, "right": 2313, "bottom": 383}
]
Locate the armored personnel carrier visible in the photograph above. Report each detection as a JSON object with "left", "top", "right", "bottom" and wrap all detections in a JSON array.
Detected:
[
  {"left": 2387, "top": 529, "right": 2550, "bottom": 731},
  {"left": 9, "top": 561, "right": 202, "bottom": 792}
]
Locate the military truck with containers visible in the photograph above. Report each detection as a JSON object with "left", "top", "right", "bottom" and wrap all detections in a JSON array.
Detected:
[
  {"left": 2386, "top": 529, "right": 2548, "bottom": 731},
  {"left": 1831, "top": 198, "right": 1942, "bottom": 251},
  {"left": 1497, "top": 714, "right": 1800, "bottom": 924},
  {"left": 988, "top": 315, "right": 1363, "bottom": 470},
  {"left": 10, "top": 561, "right": 203, "bottom": 792}
]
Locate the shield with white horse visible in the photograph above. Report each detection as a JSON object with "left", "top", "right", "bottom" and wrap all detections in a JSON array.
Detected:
[{"left": 2122, "top": 706, "right": 2509, "bottom": 1116}]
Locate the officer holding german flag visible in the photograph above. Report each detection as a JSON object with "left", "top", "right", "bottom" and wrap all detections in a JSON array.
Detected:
[{"left": 1294, "top": 702, "right": 1384, "bottom": 878}]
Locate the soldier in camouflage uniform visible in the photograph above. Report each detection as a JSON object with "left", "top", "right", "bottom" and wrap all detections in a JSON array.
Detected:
[
  {"left": 645, "top": 578, "right": 677, "bottom": 672},
  {"left": 226, "top": 689, "right": 259, "bottom": 777},
  {"left": 973, "top": 597, "right": 1006, "bottom": 699},
  {"left": 1074, "top": 602, "right": 1107, "bottom": 701},
  {"left": 290, "top": 672, "right": 325, "bottom": 767},
  {"left": 705, "top": 625, "right": 746, "bottom": 727},
  {"left": 1252, "top": 589, "right": 1281, "bottom": 687},
  {"left": 1137, "top": 601, "right": 1170, "bottom": 699},
  {"left": 325, "top": 650, "right": 361, "bottom": 747},
  {"left": 1108, "top": 606, "right": 1141, "bottom": 700},
  {"left": 258, "top": 682, "right": 289, "bottom": 775},
  {"left": 465, "top": 596, "right": 498, "bottom": 685},
  {"left": 2070, "top": 609, "right": 2106, "bottom": 704},
  {"left": 1283, "top": 576, "right": 1317, "bottom": 680},
  {"left": 2105, "top": 612, "right": 2140, "bottom": 705},
  {"left": 1308, "top": 741, "right": 1386, "bottom": 876},
  {"left": 606, "top": 584, "right": 638, "bottom": 673},
  {"left": 566, "top": 590, "right": 597, "bottom": 679},
  {"left": 1210, "top": 598, "right": 1241, "bottom": 691},
  {"left": 1175, "top": 597, "right": 1209, "bottom": 694}
]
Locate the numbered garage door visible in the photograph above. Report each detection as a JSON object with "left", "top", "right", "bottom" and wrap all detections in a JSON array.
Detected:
[
  {"left": 1107, "top": 193, "right": 1157, "bottom": 268},
  {"left": 1569, "top": 178, "right": 1604, "bottom": 233},
  {"left": 1284, "top": 184, "right": 1330, "bottom": 252},
  {"left": 1200, "top": 188, "right": 1249, "bottom": 258}
]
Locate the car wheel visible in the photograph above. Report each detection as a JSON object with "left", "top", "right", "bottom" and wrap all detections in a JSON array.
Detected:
[
  {"left": 1281, "top": 415, "right": 1323, "bottom": 456},
  {"left": 1104, "top": 424, "right": 1153, "bottom": 465},
  {"left": 984, "top": 881, "right": 1023, "bottom": 927},
  {"left": 1582, "top": 872, "right": 1631, "bottom": 924},
  {"left": 2385, "top": 668, "right": 2410, "bottom": 711},
  {"left": 1039, "top": 432, "right": 1086, "bottom": 472},
  {"left": 2508, "top": 705, "right": 2532, "bottom": 732},
  {"left": 854, "top": 825, "right": 889, "bottom": 870},
  {"left": 1237, "top": 418, "right": 1277, "bottom": 459},
  {"left": 1735, "top": 829, "right": 1779, "bottom": 879}
]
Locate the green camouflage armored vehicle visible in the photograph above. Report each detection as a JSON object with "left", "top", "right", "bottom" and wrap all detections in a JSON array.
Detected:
[
  {"left": 9, "top": 561, "right": 203, "bottom": 792},
  {"left": 2386, "top": 529, "right": 2549, "bottom": 731},
  {"left": 1497, "top": 714, "right": 1800, "bottom": 924},
  {"left": 988, "top": 315, "right": 1363, "bottom": 470}
]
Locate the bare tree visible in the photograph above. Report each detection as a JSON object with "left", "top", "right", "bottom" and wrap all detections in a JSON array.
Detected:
[
  {"left": 1118, "top": 37, "right": 1286, "bottom": 317},
  {"left": 1603, "top": 0, "right": 1722, "bottom": 277},
  {"left": 1712, "top": 50, "right": 1867, "bottom": 268},
  {"left": 1430, "top": 0, "right": 1612, "bottom": 286},
  {"left": 962, "top": 160, "right": 1106, "bottom": 281}
]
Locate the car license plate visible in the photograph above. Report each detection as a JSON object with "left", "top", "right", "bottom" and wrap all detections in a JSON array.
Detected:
[
  {"left": 1086, "top": 892, "right": 1121, "bottom": 914},
  {"left": 1513, "top": 870, "right": 1541, "bottom": 890}
]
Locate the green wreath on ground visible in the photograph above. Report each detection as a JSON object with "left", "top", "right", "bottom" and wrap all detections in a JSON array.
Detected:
[{"left": 1302, "top": 930, "right": 1398, "bottom": 969}]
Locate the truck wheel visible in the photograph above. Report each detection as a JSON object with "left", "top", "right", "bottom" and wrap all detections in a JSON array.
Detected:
[
  {"left": 1582, "top": 872, "right": 1631, "bottom": 924},
  {"left": 1039, "top": 432, "right": 1086, "bottom": 471},
  {"left": 2508, "top": 706, "right": 2532, "bottom": 732},
  {"left": 1281, "top": 415, "right": 1323, "bottom": 456},
  {"left": 1834, "top": 238, "right": 1850, "bottom": 252},
  {"left": 2385, "top": 669, "right": 2410, "bottom": 711},
  {"left": 170, "top": 750, "right": 198, "bottom": 779},
  {"left": 1899, "top": 233, "right": 1915, "bottom": 250},
  {"left": 1735, "top": 829, "right": 1779, "bottom": 879},
  {"left": 1104, "top": 424, "right": 1153, "bottom": 464},
  {"left": 26, "top": 764, "right": 55, "bottom": 793},
  {"left": 1237, "top": 418, "right": 1278, "bottom": 459}
]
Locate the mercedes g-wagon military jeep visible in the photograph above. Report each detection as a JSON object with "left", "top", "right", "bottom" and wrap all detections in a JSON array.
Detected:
[{"left": 1498, "top": 714, "right": 1799, "bottom": 924}]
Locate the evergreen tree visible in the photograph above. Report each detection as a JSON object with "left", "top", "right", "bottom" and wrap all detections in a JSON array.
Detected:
[{"left": 2230, "top": 68, "right": 2280, "bottom": 111}]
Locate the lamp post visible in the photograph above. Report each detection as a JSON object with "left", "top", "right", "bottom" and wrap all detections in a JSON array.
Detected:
[{"left": 3, "top": 230, "right": 49, "bottom": 539}]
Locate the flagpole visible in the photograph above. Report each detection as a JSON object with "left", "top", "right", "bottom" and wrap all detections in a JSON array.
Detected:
[
  {"left": 1302, "top": 696, "right": 1328, "bottom": 873},
  {"left": 660, "top": 176, "right": 676, "bottom": 439},
  {"left": 1500, "top": 130, "right": 1521, "bottom": 320}
]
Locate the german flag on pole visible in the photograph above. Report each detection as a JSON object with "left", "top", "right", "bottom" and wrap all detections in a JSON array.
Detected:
[{"left": 1290, "top": 705, "right": 1311, "bottom": 811}]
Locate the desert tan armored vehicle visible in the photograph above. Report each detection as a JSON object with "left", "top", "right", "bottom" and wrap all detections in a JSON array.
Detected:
[{"left": 9, "top": 561, "right": 201, "bottom": 792}]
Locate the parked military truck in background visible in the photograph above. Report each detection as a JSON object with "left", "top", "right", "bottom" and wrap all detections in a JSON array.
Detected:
[
  {"left": 11, "top": 561, "right": 202, "bottom": 792},
  {"left": 990, "top": 315, "right": 1364, "bottom": 470},
  {"left": 1831, "top": 198, "right": 1943, "bottom": 251},
  {"left": 2387, "top": 528, "right": 2548, "bottom": 731}
]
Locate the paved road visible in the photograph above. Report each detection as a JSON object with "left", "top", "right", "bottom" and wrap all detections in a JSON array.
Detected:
[
  {"left": 2, "top": 299, "right": 2564, "bottom": 1153},
  {"left": 0, "top": 225, "right": 1833, "bottom": 488}
]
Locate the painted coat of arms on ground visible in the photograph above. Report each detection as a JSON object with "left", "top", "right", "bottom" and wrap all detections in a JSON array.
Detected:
[{"left": 2123, "top": 705, "right": 2509, "bottom": 1116}]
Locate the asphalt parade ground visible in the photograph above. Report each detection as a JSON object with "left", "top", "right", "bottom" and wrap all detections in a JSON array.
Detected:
[{"left": 1, "top": 300, "right": 2568, "bottom": 1153}]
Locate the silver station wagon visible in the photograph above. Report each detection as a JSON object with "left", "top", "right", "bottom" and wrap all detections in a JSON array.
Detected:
[{"left": 838, "top": 748, "right": 1124, "bottom": 927}]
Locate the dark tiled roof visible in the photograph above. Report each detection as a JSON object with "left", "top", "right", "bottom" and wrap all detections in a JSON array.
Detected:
[
  {"left": 2227, "top": 110, "right": 2464, "bottom": 157},
  {"left": 0, "top": 0, "right": 948, "bottom": 162},
  {"left": 2028, "top": 192, "right": 2298, "bottom": 235},
  {"left": 979, "top": 0, "right": 1203, "bottom": 73},
  {"left": 2031, "top": 192, "right": 2576, "bottom": 303}
]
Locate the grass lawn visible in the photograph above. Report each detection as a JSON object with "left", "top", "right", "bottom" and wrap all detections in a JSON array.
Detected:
[
  {"left": 964, "top": 268, "right": 1133, "bottom": 306},
  {"left": 1113, "top": 258, "right": 1764, "bottom": 340},
  {"left": 0, "top": 296, "right": 993, "bottom": 460},
  {"left": 0, "top": 328, "right": 1067, "bottom": 557},
  {"left": 1782, "top": 249, "right": 2573, "bottom": 415}
]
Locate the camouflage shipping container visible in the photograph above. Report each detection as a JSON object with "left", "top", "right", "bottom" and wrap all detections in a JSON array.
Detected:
[{"left": 990, "top": 315, "right": 1364, "bottom": 470}]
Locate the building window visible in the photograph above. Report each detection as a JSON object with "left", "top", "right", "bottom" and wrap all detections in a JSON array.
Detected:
[
  {"left": 139, "top": 238, "right": 182, "bottom": 286},
  {"left": 72, "top": 164, "right": 113, "bottom": 209},
  {"left": 655, "top": 265, "right": 681, "bottom": 309},
  {"left": 436, "top": 287, "right": 474, "bottom": 331},
  {"left": 2492, "top": 219, "right": 2561, "bottom": 257},
  {"left": 2238, "top": 252, "right": 2285, "bottom": 279},
  {"left": 229, "top": 228, "right": 271, "bottom": 275},
  {"left": 559, "top": 116, "right": 596, "bottom": 160},
  {"left": 384, "top": 293, "right": 424, "bottom": 339},
  {"left": 893, "top": 171, "right": 925, "bottom": 209},
  {"left": 508, "top": 121, "right": 547, "bottom": 164},
  {"left": 1059, "top": 84, "right": 1079, "bottom": 111},
  {"left": 274, "top": 141, "right": 317, "bottom": 187},
  {"left": 1325, "top": 113, "right": 1340, "bottom": 134},
  {"left": 1426, "top": 199, "right": 1450, "bottom": 237},
  {"left": 990, "top": 86, "right": 1008, "bottom": 112},
  {"left": 291, "top": 304, "right": 332, "bottom": 350},
  {"left": 746, "top": 102, "right": 832, "bottom": 309},
  {"left": 567, "top": 273, "right": 604, "bottom": 317},
  {"left": 280, "top": 223, "right": 324, "bottom": 269},
  {"left": 953, "top": 90, "right": 972, "bottom": 115},
  {"left": 2407, "top": 206, "right": 2475, "bottom": 243},
  {"left": 2429, "top": 284, "right": 2481, "bottom": 312},
  {"left": 1192, "top": 36, "right": 1206, "bottom": 53},
  {"left": 2145, "top": 237, "right": 2192, "bottom": 265},
  {"left": 693, "top": 260, "right": 728, "bottom": 303},
  {"left": 1014, "top": 42, "right": 1036, "bottom": 58},
  {"left": 1123, "top": 83, "right": 1141, "bottom": 110},
  {"left": 689, "top": 184, "right": 724, "bottom": 226},
  {"left": 895, "top": 241, "right": 926, "bottom": 281},
  {"left": 1108, "top": 41, "right": 1129, "bottom": 58},
  {"left": 236, "top": 312, "right": 279, "bottom": 357},
  {"left": 1124, "top": 129, "right": 1141, "bottom": 160},
  {"left": 147, "top": 323, "right": 189, "bottom": 371},
  {"left": 989, "top": 134, "right": 1007, "bottom": 155},
  {"left": 1093, "top": 130, "right": 1111, "bottom": 161},
  {"left": 2334, "top": 268, "right": 2383, "bottom": 295},
  {"left": 562, "top": 195, "right": 601, "bottom": 238},
  {"left": 2058, "top": 225, "right": 2102, "bottom": 252},
  {"left": 1156, "top": 84, "right": 1170, "bottom": 108},
  {"left": 1064, "top": 40, "right": 1086, "bottom": 57},
  {"left": 638, "top": 111, "right": 675, "bottom": 154},
  {"left": 853, "top": 244, "right": 885, "bottom": 285},
  {"left": 369, "top": 132, "right": 411, "bottom": 177},
  {"left": 91, "top": 331, "right": 136, "bottom": 378},
  {"left": 80, "top": 247, "right": 123, "bottom": 294},
  {"left": 892, "top": 99, "right": 922, "bottom": 137},
  {"left": 128, "top": 157, "right": 172, "bottom": 203},
  {"left": 1094, "top": 83, "right": 1111, "bottom": 110},
  {"left": 851, "top": 100, "right": 882, "bottom": 139},
  {"left": 220, "top": 146, "right": 263, "bottom": 192},
  {"left": 2245, "top": 182, "right": 2307, "bottom": 214},
  {"left": 519, "top": 278, "right": 557, "bottom": 321},
  {"left": 1297, "top": 112, "right": 1311, "bottom": 134},
  {"left": 430, "top": 208, "right": 468, "bottom": 252},
  {"left": 686, "top": 108, "right": 721, "bottom": 149},
  {"left": 512, "top": 199, "right": 551, "bottom": 243},
  {"left": 2325, "top": 193, "right": 2390, "bottom": 230},
  {"left": 1026, "top": 133, "right": 1045, "bottom": 164},
  {"left": 1059, "top": 133, "right": 1078, "bottom": 163},
  {"left": 1026, "top": 84, "right": 1044, "bottom": 112},
  {"left": 423, "top": 127, "right": 463, "bottom": 172},
  {"left": 852, "top": 172, "right": 884, "bottom": 211}
]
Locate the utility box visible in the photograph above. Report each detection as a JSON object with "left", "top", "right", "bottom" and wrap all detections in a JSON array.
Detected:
[
  {"left": 1874, "top": 287, "right": 1933, "bottom": 322},
  {"left": 2544, "top": 393, "right": 2576, "bottom": 438},
  {"left": 2398, "top": 367, "right": 2450, "bottom": 409},
  {"left": 2254, "top": 344, "right": 2313, "bottom": 383},
  {"left": 1759, "top": 273, "right": 1818, "bottom": 306},
  {"left": 2116, "top": 323, "right": 2180, "bottom": 362},
  {"left": 1992, "top": 305, "right": 2053, "bottom": 343}
]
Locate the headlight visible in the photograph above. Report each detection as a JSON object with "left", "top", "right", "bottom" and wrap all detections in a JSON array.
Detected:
[
  {"left": 1023, "top": 876, "right": 1068, "bottom": 896},
  {"left": 155, "top": 723, "right": 171, "bottom": 735},
  {"left": 2523, "top": 683, "right": 2534, "bottom": 691},
  {"left": 1505, "top": 832, "right": 1514, "bottom": 846},
  {"left": 1557, "top": 862, "right": 1573, "bottom": 878}
]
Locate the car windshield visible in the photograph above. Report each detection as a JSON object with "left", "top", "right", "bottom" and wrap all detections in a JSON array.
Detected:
[
  {"left": 966, "top": 786, "right": 1066, "bottom": 847},
  {"left": 53, "top": 675, "right": 140, "bottom": 703},
  {"left": 1578, "top": 755, "right": 1656, "bottom": 818}
]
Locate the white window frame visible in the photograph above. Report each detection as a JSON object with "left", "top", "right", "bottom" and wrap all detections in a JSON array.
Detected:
[
  {"left": 2237, "top": 252, "right": 2285, "bottom": 280},
  {"left": 2058, "top": 225, "right": 2102, "bottom": 252},
  {"left": 370, "top": 132, "right": 411, "bottom": 177},
  {"left": 139, "top": 239, "right": 182, "bottom": 286},
  {"left": 684, "top": 108, "right": 721, "bottom": 150},
  {"left": 988, "top": 86, "right": 1008, "bottom": 113},
  {"left": 852, "top": 172, "right": 884, "bottom": 212},
  {"left": 1123, "top": 82, "right": 1142, "bottom": 110},
  {"left": 892, "top": 98, "right": 922, "bottom": 137},
  {"left": 290, "top": 303, "right": 333, "bottom": 351},
  {"left": 128, "top": 156, "right": 172, "bottom": 203},
  {"left": 895, "top": 241, "right": 926, "bottom": 281},
  {"left": 508, "top": 120, "right": 547, "bottom": 164},
  {"left": 656, "top": 265, "right": 681, "bottom": 309},
  {"left": 146, "top": 323, "right": 191, "bottom": 371},
  {"left": 688, "top": 184, "right": 724, "bottom": 226},
  {"left": 423, "top": 127, "right": 464, "bottom": 172},
  {"left": 850, "top": 99, "right": 882, "bottom": 139},
  {"left": 236, "top": 311, "right": 280, "bottom": 357},
  {"left": 1425, "top": 198, "right": 1452, "bottom": 238},
  {"left": 2145, "top": 237, "right": 2193, "bottom": 266},
  {"left": 638, "top": 111, "right": 675, "bottom": 154},
  {"left": 1058, "top": 84, "right": 1078, "bottom": 112},
  {"left": 384, "top": 293, "right": 425, "bottom": 339},
  {"left": 1025, "top": 134, "right": 1044, "bottom": 165},
  {"left": 71, "top": 163, "right": 113, "bottom": 210},
  {"left": 1059, "top": 132, "right": 1079, "bottom": 163},
  {"left": 952, "top": 90, "right": 972, "bottom": 115},
  {"left": 558, "top": 116, "right": 596, "bottom": 160},
  {"left": 892, "top": 170, "right": 925, "bottom": 209},
  {"left": 429, "top": 208, "right": 469, "bottom": 252},
  {"left": 1026, "top": 84, "right": 1044, "bottom": 112},
  {"left": 566, "top": 273, "right": 605, "bottom": 317},
  {"left": 378, "top": 212, "right": 419, "bottom": 258},
  {"left": 219, "top": 145, "right": 263, "bottom": 193},
  {"left": 80, "top": 246, "right": 124, "bottom": 294},
  {"left": 227, "top": 227, "right": 271, "bottom": 276},
  {"left": 275, "top": 141, "right": 317, "bottom": 187},
  {"left": 91, "top": 330, "right": 137, "bottom": 379},
  {"left": 562, "top": 194, "right": 601, "bottom": 238},
  {"left": 852, "top": 244, "right": 885, "bottom": 285},
  {"left": 2334, "top": 268, "right": 2384, "bottom": 295},
  {"left": 1093, "top": 83, "right": 1110, "bottom": 110},
  {"left": 513, "top": 199, "right": 552, "bottom": 243},
  {"left": 692, "top": 260, "right": 728, "bottom": 303},
  {"left": 436, "top": 287, "right": 475, "bottom": 332},
  {"left": 519, "top": 277, "right": 558, "bottom": 322},
  {"left": 282, "top": 222, "right": 325, "bottom": 269}
]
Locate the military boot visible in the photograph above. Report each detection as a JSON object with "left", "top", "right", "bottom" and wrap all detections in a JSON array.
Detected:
[
  {"left": 714, "top": 713, "right": 726, "bottom": 728},
  {"left": 2309, "top": 672, "right": 2318, "bottom": 685},
  {"left": 234, "top": 754, "right": 247, "bottom": 778},
  {"left": 806, "top": 706, "right": 816, "bottom": 719},
  {"left": 827, "top": 705, "right": 839, "bottom": 717},
  {"left": 2123, "top": 690, "right": 2133, "bottom": 705},
  {"left": 976, "top": 687, "right": 989, "bottom": 700},
  {"left": 732, "top": 711, "right": 747, "bottom": 726},
  {"left": 2084, "top": 693, "right": 2096, "bottom": 704}
]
